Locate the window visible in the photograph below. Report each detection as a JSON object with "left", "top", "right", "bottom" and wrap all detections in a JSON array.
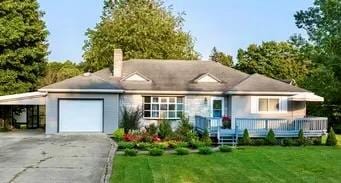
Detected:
[
  {"left": 212, "top": 99, "right": 223, "bottom": 117},
  {"left": 251, "top": 96, "right": 287, "bottom": 113},
  {"left": 143, "top": 96, "right": 184, "bottom": 119},
  {"left": 258, "top": 98, "right": 279, "bottom": 112}
]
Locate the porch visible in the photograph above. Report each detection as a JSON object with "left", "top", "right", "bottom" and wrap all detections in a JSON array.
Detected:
[{"left": 195, "top": 116, "right": 328, "bottom": 144}]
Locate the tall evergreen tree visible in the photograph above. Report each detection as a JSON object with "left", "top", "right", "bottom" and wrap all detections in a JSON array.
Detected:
[
  {"left": 210, "top": 47, "right": 233, "bottom": 67},
  {"left": 83, "top": 0, "right": 199, "bottom": 71},
  {"left": 0, "top": 0, "right": 48, "bottom": 95}
]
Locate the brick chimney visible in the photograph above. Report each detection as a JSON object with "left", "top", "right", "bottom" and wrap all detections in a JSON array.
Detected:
[{"left": 113, "top": 49, "right": 123, "bottom": 77}]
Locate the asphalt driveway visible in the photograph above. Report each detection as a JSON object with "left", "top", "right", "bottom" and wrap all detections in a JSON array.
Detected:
[{"left": 0, "top": 131, "right": 113, "bottom": 183}]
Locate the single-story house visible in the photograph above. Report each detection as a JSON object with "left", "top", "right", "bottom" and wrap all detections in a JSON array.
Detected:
[{"left": 0, "top": 49, "right": 327, "bottom": 140}]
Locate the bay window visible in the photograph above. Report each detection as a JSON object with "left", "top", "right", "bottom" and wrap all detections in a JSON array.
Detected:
[{"left": 143, "top": 96, "right": 184, "bottom": 119}]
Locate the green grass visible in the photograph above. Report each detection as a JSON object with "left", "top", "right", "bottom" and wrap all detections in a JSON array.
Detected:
[{"left": 111, "top": 146, "right": 341, "bottom": 183}]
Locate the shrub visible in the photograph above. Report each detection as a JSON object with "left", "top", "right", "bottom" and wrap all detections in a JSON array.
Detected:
[
  {"left": 175, "top": 147, "right": 190, "bottom": 155},
  {"left": 151, "top": 142, "right": 169, "bottom": 149},
  {"left": 145, "top": 123, "right": 158, "bottom": 135},
  {"left": 219, "top": 145, "right": 233, "bottom": 152},
  {"left": 201, "top": 129, "right": 212, "bottom": 146},
  {"left": 265, "top": 129, "right": 276, "bottom": 145},
  {"left": 123, "top": 131, "right": 142, "bottom": 142},
  {"left": 191, "top": 141, "right": 206, "bottom": 149},
  {"left": 185, "top": 131, "right": 199, "bottom": 143},
  {"left": 281, "top": 138, "right": 293, "bottom": 146},
  {"left": 176, "top": 142, "right": 189, "bottom": 148},
  {"left": 198, "top": 147, "right": 213, "bottom": 155},
  {"left": 149, "top": 148, "right": 164, "bottom": 156},
  {"left": 313, "top": 137, "right": 322, "bottom": 145},
  {"left": 326, "top": 127, "right": 337, "bottom": 146},
  {"left": 158, "top": 119, "right": 173, "bottom": 139},
  {"left": 120, "top": 107, "right": 142, "bottom": 133},
  {"left": 112, "top": 128, "right": 125, "bottom": 141},
  {"left": 252, "top": 139, "right": 265, "bottom": 146},
  {"left": 168, "top": 141, "right": 189, "bottom": 149},
  {"left": 297, "top": 129, "right": 305, "bottom": 145},
  {"left": 124, "top": 149, "right": 138, "bottom": 156},
  {"left": 176, "top": 115, "right": 193, "bottom": 140},
  {"left": 117, "top": 141, "right": 135, "bottom": 150},
  {"left": 240, "top": 129, "right": 251, "bottom": 145},
  {"left": 136, "top": 142, "right": 152, "bottom": 150}
]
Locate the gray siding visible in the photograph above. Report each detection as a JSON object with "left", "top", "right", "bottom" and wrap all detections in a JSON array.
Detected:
[
  {"left": 231, "top": 95, "right": 306, "bottom": 129},
  {"left": 120, "top": 94, "right": 230, "bottom": 128},
  {"left": 46, "top": 93, "right": 119, "bottom": 134}
]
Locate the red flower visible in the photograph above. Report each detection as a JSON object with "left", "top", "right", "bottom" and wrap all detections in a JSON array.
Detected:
[{"left": 152, "top": 135, "right": 161, "bottom": 142}]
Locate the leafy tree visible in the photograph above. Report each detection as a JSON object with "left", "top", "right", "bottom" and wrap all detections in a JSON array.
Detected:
[
  {"left": 83, "top": 0, "right": 199, "bottom": 71},
  {"left": 210, "top": 47, "right": 233, "bottom": 67},
  {"left": 0, "top": 0, "right": 48, "bottom": 95},
  {"left": 38, "top": 61, "right": 82, "bottom": 87},
  {"left": 295, "top": 0, "right": 341, "bottom": 129},
  {"left": 235, "top": 41, "right": 310, "bottom": 83}
]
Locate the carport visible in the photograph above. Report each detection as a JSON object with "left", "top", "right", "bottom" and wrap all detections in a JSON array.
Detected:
[{"left": 0, "top": 92, "right": 46, "bottom": 129}]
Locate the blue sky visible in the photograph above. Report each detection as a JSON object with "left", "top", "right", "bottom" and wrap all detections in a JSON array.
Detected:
[{"left": 38, "top": 0, "right": 313, "bottom": 62}]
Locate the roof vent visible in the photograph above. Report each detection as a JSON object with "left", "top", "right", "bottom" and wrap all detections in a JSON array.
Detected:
[{"left": 83, "top": 72, "right": 91, "bottom": 77}]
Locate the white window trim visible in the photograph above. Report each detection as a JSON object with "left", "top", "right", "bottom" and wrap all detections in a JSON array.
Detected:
[
  {"left": 251, "top": 96, "right": 288, "bottom": 114},
  {"left": 211, "top": 97, "right": 225, "bottom": 117},
  {"left": 143, "top": 96, "right": 185, "bottom": 120}
]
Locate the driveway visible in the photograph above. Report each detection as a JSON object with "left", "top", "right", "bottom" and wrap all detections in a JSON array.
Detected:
[{"left": 0, "top": 131, "right": 113, "bottom": 183}]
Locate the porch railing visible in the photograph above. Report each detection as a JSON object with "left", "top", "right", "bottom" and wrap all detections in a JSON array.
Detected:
[{"left": 195, "top": 115, "right": 328, "bottom": 138}]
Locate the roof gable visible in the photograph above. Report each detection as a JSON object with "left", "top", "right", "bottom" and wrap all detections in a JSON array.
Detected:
[
  {"left": 193, "top": 73, "right": 222, "bottom": 83},
  {"left": 121, "top": 72, "right": 151, "bottom": 82}
]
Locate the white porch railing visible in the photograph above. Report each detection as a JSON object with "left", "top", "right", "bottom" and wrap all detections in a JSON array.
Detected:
[{"left": 195, "top": 115, "right": 328, "bottom": 138}]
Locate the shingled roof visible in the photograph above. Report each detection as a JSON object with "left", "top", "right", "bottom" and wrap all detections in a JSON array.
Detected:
[{"left": 40, "top": 59, "right": 309, "bottom": 93}]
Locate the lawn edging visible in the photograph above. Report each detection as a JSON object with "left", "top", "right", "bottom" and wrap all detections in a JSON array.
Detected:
[{"left": 101, "top": 137, "right": 117, "bottom": 183}]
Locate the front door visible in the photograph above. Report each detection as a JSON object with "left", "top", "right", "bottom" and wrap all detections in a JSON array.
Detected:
[{"left": 212, "top": 97, "right": 224, "bottom": 118}]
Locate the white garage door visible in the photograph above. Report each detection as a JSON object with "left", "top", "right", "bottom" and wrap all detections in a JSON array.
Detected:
[{"left": 59, "top": 100, "right": 103, "bottom": 132}]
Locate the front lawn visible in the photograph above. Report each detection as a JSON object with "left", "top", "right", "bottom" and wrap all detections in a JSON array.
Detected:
[{"left": 111, "top": 146, "right": 341, "bottom": 183}]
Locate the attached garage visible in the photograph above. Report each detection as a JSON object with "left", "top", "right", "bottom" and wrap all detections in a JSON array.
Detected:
[{"left": 58, "top": 99, "right": 104, "bottom": 132}]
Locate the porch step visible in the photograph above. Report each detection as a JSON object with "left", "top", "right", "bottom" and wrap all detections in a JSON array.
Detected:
[{"left": 218, "top": 135, "right": 238, "bottom": 146}]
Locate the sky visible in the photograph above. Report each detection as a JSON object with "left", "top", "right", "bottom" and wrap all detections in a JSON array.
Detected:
[{"left": 38, "top": 0, "right": 313, "bottom": 62}]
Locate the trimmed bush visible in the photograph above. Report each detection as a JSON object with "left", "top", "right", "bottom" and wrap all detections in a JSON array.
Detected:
[
  {"left": 201, "top": 129, "right": 212, "bottom": 146},
  {"left": 191, "top": 141, "right": 206, "bottom": 149},
  {"left": 240, "top": 129, "right": 251, "bottom": 145},
  {"left": 136, "top": 142, "right": 152, "bottom": 150},
  {"left": 151, "top": 142, "right": 169, "bottom": 149},
  {"left": 252, "top": 139, "right": 265, "bottom": 146},
  {"left": 113, "top": 128, "right": 125, "bottom": 141},
  {"left": 124, "top": 149, "right": 138, "bottom": 156},
  {"left": 326, "top": 127, "right": 337, "bottom": 146},
  {"left": 198, "top": 147, "right": 213, "bottom": 155},
  {"left": 149, "top": 148, "right": 164, "bottom": 156},
  {"left": 297, "top": 129, "right": 305, "bottom": 146},
  {"left": 313, "top": 137, "right": 322, "bottom": 145},
  {"left": 265, "top": 129, "right": 276, "bottom": 145},
  {"left": 158, "top": 119, "right": 173, "bottom": 139},
  {"left": 175, "top": 142, "right": 189, "bottom": 148},
  {"left": 117, "top": 141, "right": 135, "bottom": 150},
  {"left": 219, "top": 145, "right": 233, "bottom": 152},
  {"left": 281, "top": 138, "right": 293, "bottom": 146},
  {"left": 175, "top": 147, "right": 190, "bottom": 155}
]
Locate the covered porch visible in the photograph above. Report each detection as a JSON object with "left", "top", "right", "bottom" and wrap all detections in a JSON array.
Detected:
[{"left": 0, "top": 92, "right": 46, "bottom": 130}]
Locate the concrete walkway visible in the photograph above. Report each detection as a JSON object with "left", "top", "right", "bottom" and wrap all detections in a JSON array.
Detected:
[{"left": 0, "top": 131, "right": 113, "bottom": 183}]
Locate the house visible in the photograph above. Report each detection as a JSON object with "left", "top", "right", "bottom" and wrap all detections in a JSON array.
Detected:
[{"left": 0, "top": 49, "right": 327, "bottom": 140}]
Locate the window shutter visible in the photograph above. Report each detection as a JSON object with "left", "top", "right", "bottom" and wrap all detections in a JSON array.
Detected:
[
  {"left": 281, "top": 97, "right": 288, "bottom": 112},
  {"left": 251, "top": 96, "right": 258, "bottom": 113}
]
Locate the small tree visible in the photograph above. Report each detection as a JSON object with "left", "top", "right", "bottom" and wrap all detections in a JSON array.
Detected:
[
  {"left": 265, "top": 129, "right": 276, "bottom": 145},
  {"left": 176, "top": 115, "right": 193, "bottom": 136},
  {"left": 120, "top": 107, "right": 142, "bottom": 133},
  {"left": 240, "top": 129, "right": 251, "bottom": 145},
  {"left": 158, "top": 119, "right": 172, "bottom": 139},
  {"left": 326, "top": 127, "right": 337, "bottom": 146},
  {"left": 297, "top": 129, "right": 305, "bottom": 145}
]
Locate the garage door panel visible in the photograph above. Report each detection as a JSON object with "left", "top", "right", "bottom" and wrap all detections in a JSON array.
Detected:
[{"left": 59, "top": 100, "right": 103, "bottom": 132}]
